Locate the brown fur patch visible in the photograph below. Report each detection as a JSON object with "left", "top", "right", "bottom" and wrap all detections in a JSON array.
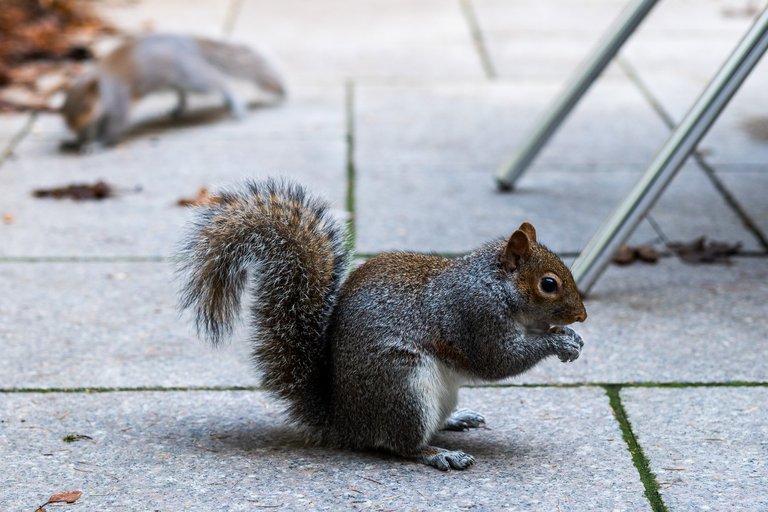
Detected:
[{"left": 344, "top": 253, "right": 451, "bottom": 295}]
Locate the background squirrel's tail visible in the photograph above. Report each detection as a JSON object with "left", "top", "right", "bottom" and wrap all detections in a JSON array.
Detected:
[
  {"left": 196, "top": 38, "right": 286, "bottom": 97},
  {"left": 177, "top": 180, "right": 348, "bottom": 430}
]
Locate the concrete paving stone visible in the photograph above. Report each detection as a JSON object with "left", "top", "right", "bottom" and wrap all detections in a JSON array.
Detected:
[
  {"left": 96, "top": 0, "right": 232, "bottom": 37},
  {"left": 521, "top": 257, "right": 768, "bottom": 384},
  {"left": 355, "top": 148, "right": 758, "bottom": 254},
  {"left": 0, "top": 86, "right": 345, "bottom": 258},
  {"left": 356, "top": 80, "right": 671, "bottom": 172},
  {"left": 0, "top": 113, "right": 31, "bottom": 154},
  {"left": 483, "top": 38, "right": 626, "bottom": 83},
  {"left": 621, "top": 36, "right": 768, "bottom": 167},
  {"left": 621, "top": 387, "right": 768, "bottom": 511},
  {"left": 471, "top": 0, "right": 626, "bottom": 82},
  {"left": 650, "top": 162, "right": 763, "bottom": 252},
  {"left": 628, "top": 0, "right": 760, "bottom": 36},
  {"left": 716, "top": 169, "right": 768, "bottom": 243},
  {"left": 470, "top": 0, "right": 623, "bottom": 35},
  {"left": 0, "top": 262, "right": 257, "bottom": 388},
  {"left": 0, "top": 387, "right": 649, "bottom": 511},
  {"left": 355, "top": 162, "right": 660, "bottom": 254},
  {"left": 230, "top": 0, "right": 485, "bottom": 81},
  {"left": 3, "top": 257, "right": 767, "bottom": 391}
]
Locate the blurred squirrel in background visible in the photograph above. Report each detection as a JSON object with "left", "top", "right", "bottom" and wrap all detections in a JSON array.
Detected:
[
  {"left": 177, "top": 180, "right": 588, "bottom": 471},
  {"left": 60, "top": 33, "right": 285, "bottom": 150}
]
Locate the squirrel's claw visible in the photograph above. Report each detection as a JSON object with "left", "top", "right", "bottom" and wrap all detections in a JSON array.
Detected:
[{"left": 419, "top": 447, "right": 476, "bottom": 471}]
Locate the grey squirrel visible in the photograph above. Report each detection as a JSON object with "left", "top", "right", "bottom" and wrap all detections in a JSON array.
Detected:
[
  {"left": 60, "top": 33, "right": 285, "bottom": 149},
  {"left": 177, "top": 180, "right": 587, "bottom": 471}
]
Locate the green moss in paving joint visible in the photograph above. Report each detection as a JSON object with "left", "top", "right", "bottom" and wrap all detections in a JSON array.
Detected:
[
  {"left": 62, "top": 433, "right": 92, "bottom": 443},
  {"left": 2, "top": 382, "right": 766, "bottom": 394},
  {"left": 344, "top": 80, "right": 357, "bottom": 254},
  {"left": 604, "top": 385, "right": 669, "bottom": 512}
]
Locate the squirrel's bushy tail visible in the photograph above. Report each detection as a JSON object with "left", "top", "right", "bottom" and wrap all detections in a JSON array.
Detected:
[
  {"left": 177, "top": 179, "right": 348, "bottom": 430},
  {"left": 196, "top": 38, "right": 286, "bottom": 97}
]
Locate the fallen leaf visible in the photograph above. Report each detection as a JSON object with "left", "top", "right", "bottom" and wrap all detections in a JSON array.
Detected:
[
  {"left": 635, "top": 245, "right": 658, "bottom": 263},
  {"left": 668, "top": 237, "right": 741, "bottom": 264},
  {"left": 612, "top": 244, "right": 658, "bottom": 265},
  {"left": 612, "top": 244, "right": 636, "bottom": 265},
  {"left": 177, "top": 186, "right": 221, "bottom": 207},
  {"left": 48, "top": 490, "right": 82, "bottom": 504},
  {"left": 721, "top": 4, "right": 760, "bottom": 18},
  {"left": 2, "top": 213, "right": 13, "bottom": 224},
  {"left": 32, "top": 181, "right": 114, "bottom": 200},
  {"left": 0, "top": 0, "right": 116, "bottom": 110}
]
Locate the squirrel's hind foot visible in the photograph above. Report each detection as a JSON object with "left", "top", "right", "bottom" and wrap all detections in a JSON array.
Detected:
[{"left": 418, "top": 446, "right": 475, "bottom": 471}]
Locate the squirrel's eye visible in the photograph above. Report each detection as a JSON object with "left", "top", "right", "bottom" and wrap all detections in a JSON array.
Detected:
[{"left": 540, "top": 277, "right": 558, "bottom": 294}]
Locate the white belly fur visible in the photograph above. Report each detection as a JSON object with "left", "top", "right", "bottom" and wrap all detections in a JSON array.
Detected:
[{"left": 411, "top": 355, "right": 466, "bottom": 445}]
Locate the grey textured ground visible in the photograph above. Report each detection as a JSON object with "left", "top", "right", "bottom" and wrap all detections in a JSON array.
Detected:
[{"left": 1, "top": 0, "right": 767, "bottom": 511}]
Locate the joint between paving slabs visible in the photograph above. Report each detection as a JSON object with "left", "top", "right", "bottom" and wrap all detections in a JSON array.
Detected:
[
  {"left": 616, "top": 57, "right": 768, "bottom": 251},
  {"left": 3, "top": 381, "right": 766, "bottom": 394},
  {"left": 221, "top": 0, "right": 244, "bottom": 37},
  {"left": 345, "top": 80, "right": 357, "bottom": 254},
  {"left": 0, "top": 112, "right": 36, "bottom": 170},
  {"left": 604, "top": 385, "right": 670, "bottom": 512},
  {"left": 459, "top": 0, "right": 497, "bottom": 79}
]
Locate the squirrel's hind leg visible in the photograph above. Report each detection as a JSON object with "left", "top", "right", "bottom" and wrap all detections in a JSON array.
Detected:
[
  {"left": 443, "top": 409, "right": 486, "bottom": 431},
  {"left": 417, "top": 446, "right": 475, "bottom": 471}
]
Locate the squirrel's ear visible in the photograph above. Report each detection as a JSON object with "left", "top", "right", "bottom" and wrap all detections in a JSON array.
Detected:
[
  {"left": 501, "top": 229, "right": 532, "bottom": 271},
  {"left": 518, "top": 222, "right": 537, "bottom": 242}
]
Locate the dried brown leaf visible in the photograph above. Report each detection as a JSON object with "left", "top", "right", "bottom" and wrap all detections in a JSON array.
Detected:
[
  {"left": 668, "top": 237, "right": 741, "bottom": 264},
  {"left": 635, "top": 245, "right": 658, "bottom": 263},
  {"left": 612, "top": 244, "right": 636, "bottom": 265},
  {"left": 177, "top": 187, "right": 222, "bottom": 207},
  {"left": 48, "top": 490, "right": 82, "bottom": 503},
  {"left": 33, "top": 181, "right": 114, "bottom": 201}
]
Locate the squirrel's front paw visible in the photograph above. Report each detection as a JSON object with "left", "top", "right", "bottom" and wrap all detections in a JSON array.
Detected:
[
  {"left": 443, "top": 409, "right": 486, "bottom": 431},
  {"left": 551, "top": 327, "right": 584, "bottom": 363}
]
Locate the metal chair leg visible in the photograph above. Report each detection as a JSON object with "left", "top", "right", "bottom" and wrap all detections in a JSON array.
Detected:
[
  {"left": 496, "top": 0, "right": 659, "bottom": 191},
  {"left": 571, "top": 7, "right": 768, "bottom": 295}
]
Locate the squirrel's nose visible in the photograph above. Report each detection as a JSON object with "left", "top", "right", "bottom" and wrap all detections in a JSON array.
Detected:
[{"left": 573, "top": 310, "right": 587, "bottom": 323}]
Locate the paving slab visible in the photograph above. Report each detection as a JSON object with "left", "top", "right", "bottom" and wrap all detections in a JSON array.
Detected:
[
  {"left": 356, "top": 163, "right": 661, "bottom": 254},
  {"left": 621, "top": 387, "right": 768, "bottom": 511},
  {"left": 626, "top": 0, "right": 758, "bottom": 36},
  {"left": 0, "top": 262, "right": 257, "bottom": 389},
  {"left": 716, "top": 169, "right": 768, "bottom": 245},
  {"left": 230, "top": 0, "right": 484, "bottom": 81},
  {"left": 353, "top": 81, "right": 761, "bottom": 254},
  {"left": 0, "top": 86, "right": 345, "bottom": 258},
  {"left": 520, "top": 257, "right": 768, "bottom": 384},
  {"left": 354, "top": 157, "right": 757, "bottom": 255},
  {"left": 355, "top": 79, "right": 670, "bottom": 170},
  {"left": 97, "top": 0, "right": 231, "bottom": 37},
  {"left": 621, "top": 36, "right": 768, "bottom": 167},
  {"left": 0, "top": 387, "right": 649, "bottom": 511},
  {"left": 471, "top": 0, "right": 625, "bottom": 83},
  {"left": 0, "top": 113, "right": 31, "bottom": 152}
]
